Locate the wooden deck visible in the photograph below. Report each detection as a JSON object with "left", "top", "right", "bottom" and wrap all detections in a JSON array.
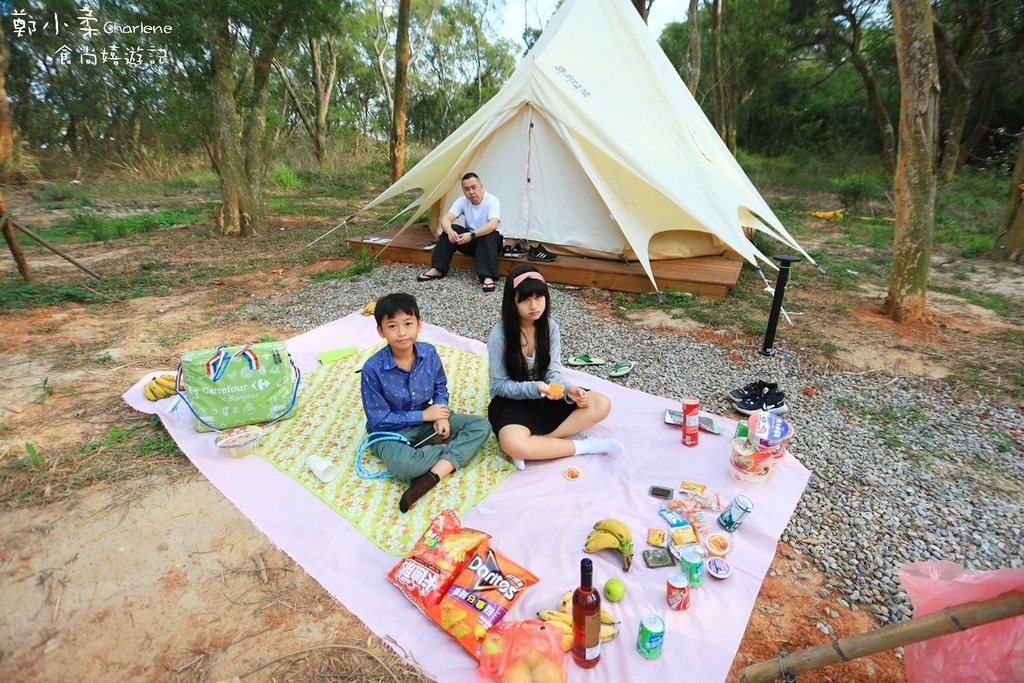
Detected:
[{"left": 347, "top": 224, "right": 744, "bottom": 297}]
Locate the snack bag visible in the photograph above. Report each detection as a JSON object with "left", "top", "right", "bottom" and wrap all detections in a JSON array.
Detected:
[
  {"left": 387, "top": 509, "right": 490, "bottom": 615},
  {"left": 478, "top": 619, "right": 566, "bottom": 683},
  {"left": 429, "top": 541, "right": 539, "bottom": 659}
]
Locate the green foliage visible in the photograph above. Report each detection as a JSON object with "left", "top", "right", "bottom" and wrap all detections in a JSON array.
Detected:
[
  {"left": 0, "top": 277, "right": 99, "bottom": 310},
  {"left": 831, "top": 173, "right": 879, "bottom": 211},
  {"left": 38, "top": 183, "right": 93, "bottom": 205},
  {"left": 270, "top": 167, "right": 304, "bottom": 189},
  {"left": 311, "top": 248, "right": 379, "bottom": 281},
  {"left": 40, "top": 207, "right": 205, "bottom": 243}
]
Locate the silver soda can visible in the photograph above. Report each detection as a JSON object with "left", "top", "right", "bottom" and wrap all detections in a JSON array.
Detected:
[{"left": 717, "top": 494, "right": 754, "bottom": 532}]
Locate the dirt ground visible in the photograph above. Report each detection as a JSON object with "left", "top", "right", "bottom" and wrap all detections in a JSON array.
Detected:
[{"left": 1, "top": 191, "right": 1022, "bottom": 682}]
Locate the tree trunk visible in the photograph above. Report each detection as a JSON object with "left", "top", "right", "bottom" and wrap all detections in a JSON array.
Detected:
[
  {"left": 997, "top": 130, "right": 1024, "bottom": 262},
  {"left": 849, "top": 50, "right": 896, "bottom": 176},
  {"left": 632, "top": 0, "right": 649, "bottom": 23},
  {"left": 390, "top": 0, "right": 411, "bottom": 183},
  {"left": 0, "top": 22, "right": 13, "bottom": 179},
  {"left": 685, "top": 0, "right": 701, "bottom": 95},
  {"left": 314, "top": 38, "right": 337, "bottom": 166},
  {"left": 933, "top": 19, "right": 972, "bottom": 184},
  {"left": 0, "top": 192, "right": 31, "bottom": 281},
  {"left": 884, "top": 0, "right": 940, "bottom": 323},
  {"left": 712, "top": 0, "right": 727, "bottom": 143},
  {"left": 209, "top": 14, "right": 255, "bottom": 237},
  {"left": 240, "top": 13, "right": 287, "bottom": 235}
]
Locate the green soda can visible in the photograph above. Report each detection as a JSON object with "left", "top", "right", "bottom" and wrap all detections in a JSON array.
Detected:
[
  {"left": 680, "top": 547, "right": 705, "bottom": 589},
  {"left": 636, "top": 613, "right": 665, "bottom": 659}
]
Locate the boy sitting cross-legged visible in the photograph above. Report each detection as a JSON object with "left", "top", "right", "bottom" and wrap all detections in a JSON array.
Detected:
[{"left": 360, "top": 292, "right": 492, "bottom": 513}]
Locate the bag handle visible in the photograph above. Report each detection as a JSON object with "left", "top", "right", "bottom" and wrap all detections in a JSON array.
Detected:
[
  {"left": 206, "top": 341, "right": 261, "bottom": 382},
  {"left": 175, "top": 359, "right": 302, "bottom": 433}
]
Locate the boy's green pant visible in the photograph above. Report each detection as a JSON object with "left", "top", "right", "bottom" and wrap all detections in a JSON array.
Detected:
[{"left": 372, "top": 414, "right": 492, "bottom": 481}]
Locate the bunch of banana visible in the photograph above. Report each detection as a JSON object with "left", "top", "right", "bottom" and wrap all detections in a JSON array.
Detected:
[
  {"left": 143, "top": 374, "right": 178, "bottom": 401},
  {"left": 362, "top": 300, "right": 376, "bottom": 316},
  {"left": 808, "top": 208, "right": 845, "bottom": 220},
  {"left": 555, "top": 590, "right": 618, "bottom": 625},
  {"left": 584, "top": 519, "right": 634, "bottom": 572},
  {"left": 536, "top": 607, "right": 619, "bottom": 652}
]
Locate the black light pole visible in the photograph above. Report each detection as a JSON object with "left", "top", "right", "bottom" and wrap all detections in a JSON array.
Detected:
[{"left": 760, "top": 254, "right": 802, "bottom": 356}]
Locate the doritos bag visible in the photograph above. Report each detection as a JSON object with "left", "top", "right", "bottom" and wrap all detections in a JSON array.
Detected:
[
  {"left": 427, "top": 540, "right": 539, "bottom": 659},
  {"left": 387, "top": 509, "right": 490, "bottom": 616}
]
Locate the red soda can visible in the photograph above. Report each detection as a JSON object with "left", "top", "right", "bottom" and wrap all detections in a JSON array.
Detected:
[
  {"left": 682, "top": 396, "right": 700, "bottom": 446},
  {"left": 666, "top": 571, "right": 691, "bottom": 610}
]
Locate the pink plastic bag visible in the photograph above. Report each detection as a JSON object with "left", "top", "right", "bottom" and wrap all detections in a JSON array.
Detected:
[{"left": 899, "top": 560, "right": 1024, "bottom": 683}]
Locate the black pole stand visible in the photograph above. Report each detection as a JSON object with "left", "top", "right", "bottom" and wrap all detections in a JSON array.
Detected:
[{"left": 759, "top": 254, "right": 802, "bottom": 356}]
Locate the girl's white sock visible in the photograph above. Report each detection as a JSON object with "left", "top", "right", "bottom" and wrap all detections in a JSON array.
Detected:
[
  {"left": 572, "top": 436, "right": 625, "bottom": 457},
  {"left": 512, "top": 457, "right": 526, "bottom": 471}
]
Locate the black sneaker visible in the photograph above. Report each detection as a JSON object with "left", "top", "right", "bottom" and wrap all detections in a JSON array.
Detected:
[
  {"left": 728, "top": 380, "right": 778, "bottom": 402},
  {"left": 501, "top": 243, "right": 525, "bottom": 258},
  {"left": 527, "top": 243, "right": 557, "bottom": 262},
  {"left": 733, "top": 390, "right": 789, "bottom": 416}
]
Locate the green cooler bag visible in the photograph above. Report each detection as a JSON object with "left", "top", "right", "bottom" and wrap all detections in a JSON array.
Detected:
[{"left": 177, "top": 341, "right": 301, "bottom": 432}]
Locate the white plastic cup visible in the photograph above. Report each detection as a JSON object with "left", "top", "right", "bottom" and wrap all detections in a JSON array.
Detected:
[{"left": 307, "top": 455, "right": 339, "bottom": 483}]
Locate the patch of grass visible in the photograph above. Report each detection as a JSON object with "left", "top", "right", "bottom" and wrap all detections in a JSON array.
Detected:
[
  {"left": 0, "top": 417, "right": 185, "bottom": 506},
  {"left": 28, "top": 377, "right": 77, "bottom": 404},
  {"left": 0, "top": 277, "right": 101, "bottom": 309},
  {"left": 37, "top": 183, "right": 93, "bottom": 205},
  {"left": 39, "top": 207, "right": 206, "bottom": 243},
  {"left": 270, "top": 167, "right": 304, "bottom": 189},
  {"left": 156, "top": 332, "right": 192, "bottom": 347},
  {"left": 931, "top": 285, "right": 1023, "bottom": 319}
]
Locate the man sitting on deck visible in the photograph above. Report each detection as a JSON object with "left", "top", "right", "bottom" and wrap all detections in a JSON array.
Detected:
[{"left": 417, "top": 172, "right": 502, "bottom": 292}]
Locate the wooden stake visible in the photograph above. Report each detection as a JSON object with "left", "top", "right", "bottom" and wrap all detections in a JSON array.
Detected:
[
  {"left": 10, "top": 216, "right": 103, "bottom": 280},
  {"left": 739, "top": 590, "right": 1024, "bottom": 683},
  {"left": 1, "top": 189, "right": 32, "bottom": 281}
]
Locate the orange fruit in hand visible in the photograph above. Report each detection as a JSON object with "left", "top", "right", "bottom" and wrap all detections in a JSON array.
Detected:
[{"left": 547, "top": 382, "right": 564, "bottom": 400}]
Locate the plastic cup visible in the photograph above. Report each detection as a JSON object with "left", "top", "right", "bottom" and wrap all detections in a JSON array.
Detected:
[{"left": 307, "top": 455, "right": 339, "bottom": 483}]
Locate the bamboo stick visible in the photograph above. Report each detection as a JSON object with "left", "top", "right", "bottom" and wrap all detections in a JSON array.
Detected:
[
  {"left": 739, "top": 590, "right": 1024, "bottom": 683},
  {"left": 10, "top": 217, "right": 103, "bottom": 280}
]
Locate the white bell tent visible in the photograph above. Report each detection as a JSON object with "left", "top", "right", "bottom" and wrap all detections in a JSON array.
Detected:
[{"left": 357, "top": 0, "right": 817, "bottom": 288}]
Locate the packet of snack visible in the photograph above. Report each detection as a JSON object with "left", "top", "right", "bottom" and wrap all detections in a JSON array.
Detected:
[
  {"left": 428, "top": 541, "right": 540, "bottom": 659},
  {"left": 387, "top": 509, "right": 490, "bottom": 616}
]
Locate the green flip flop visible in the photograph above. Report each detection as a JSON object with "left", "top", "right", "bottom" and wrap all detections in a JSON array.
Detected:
[
  {"left": 609, "top": 360, "right": 636, "bottom": 378},
  {"left": 567, "top": 354, "right": 606, "bottom": 366}
]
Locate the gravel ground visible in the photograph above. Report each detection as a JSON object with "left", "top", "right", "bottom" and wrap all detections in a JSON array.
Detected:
[{"left": 250, "top": 263, "right": 1024, "bottom": 625}]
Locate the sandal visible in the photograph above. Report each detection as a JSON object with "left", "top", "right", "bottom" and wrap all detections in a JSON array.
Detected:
[
  {"left": 417, "top": 270, "right": 444, "bottom": 282},
  {"left": 609, "top": 360, "right": 635, "bottom": 378},
  {"left": 567, "top": 354, "right": 606, "bottom": 366},
  {"left": 482, "top": 280, "right": 497, "bottom": 292}
]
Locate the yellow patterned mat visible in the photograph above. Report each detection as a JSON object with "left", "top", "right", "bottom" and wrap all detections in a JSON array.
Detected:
[{"left": 257, "top": 343, "right": 514, "bottom": 556}]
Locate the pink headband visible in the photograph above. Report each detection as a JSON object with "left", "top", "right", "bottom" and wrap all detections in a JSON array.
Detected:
[{"left": 512, "top": 271, "right": 546, "bottom": 290}]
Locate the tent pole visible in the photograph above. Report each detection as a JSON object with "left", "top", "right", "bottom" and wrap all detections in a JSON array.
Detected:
[{"left": 759, "top": 255, "right": 801, "bottom": 356}]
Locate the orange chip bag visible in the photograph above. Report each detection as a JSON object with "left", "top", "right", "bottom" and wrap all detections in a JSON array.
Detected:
[
  {"left": 387, "top": 509, "right": 490, "bottom": 615},
  {"left": 427, "top": 541, "right": 539, "bottom": 659}
]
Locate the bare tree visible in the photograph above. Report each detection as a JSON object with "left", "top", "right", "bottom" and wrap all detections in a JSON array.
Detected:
[
  {"left": 884, "top": 0, "right": 940, "bottom": 323},
  {"left": 391, "top": 0, "right": 411, "bottom": 182},
  {"left": 996, "top": 130, "right": 1024, "bottom": 262},
  {"left": 685, "top": 0, "right": 701, "bottom": 94},
  {"left": 275, "top": 37, "right": 339, "bottom": 165}
]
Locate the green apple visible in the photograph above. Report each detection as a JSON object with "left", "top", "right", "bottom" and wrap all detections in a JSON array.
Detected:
[{"left": 603, "top": 578, "right": 626, "bottom": 602}]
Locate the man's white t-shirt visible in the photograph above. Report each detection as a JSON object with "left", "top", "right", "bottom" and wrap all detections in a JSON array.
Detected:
[{"left": 449, "top": 192, "right": 500, "bottom": 232}]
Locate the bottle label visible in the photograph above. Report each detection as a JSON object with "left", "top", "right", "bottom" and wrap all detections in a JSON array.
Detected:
[{"left": 584, "top": 613, "right": 601, "bottom": 658}]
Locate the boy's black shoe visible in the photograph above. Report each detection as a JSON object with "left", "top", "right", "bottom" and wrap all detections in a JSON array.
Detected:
[
  {"left": 527, "top": 243, "right": 557, "bottom": 262},
  {"left": 501, "top": 243, "right": 525, "bottom": 258},
  {"left": 733, "top": 390, "right": 789, "bottom": 416},
  {"left": 728, "top": 380, "right": 778, "bottom": 402}
]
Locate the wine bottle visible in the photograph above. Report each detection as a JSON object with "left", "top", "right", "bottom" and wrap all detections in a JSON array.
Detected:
[{"left": 571, "top": 557, "right": 601, "bottom": 668}]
